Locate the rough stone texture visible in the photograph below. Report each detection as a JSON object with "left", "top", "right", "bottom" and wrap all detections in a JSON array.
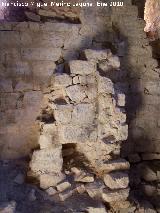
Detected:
[
  {"left": 29, "top": 147, "right": 63, "bottom": 175},
  {"left": 103, "top": 172, "right": 129, "bottom": 189},
  {"left": 1, "top": 1, "right": 160, "bottom": 210},
  {"left": 102, "top": 188, "right": 130, "bottom": 203}
]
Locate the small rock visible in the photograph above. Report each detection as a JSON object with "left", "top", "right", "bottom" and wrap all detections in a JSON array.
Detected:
[
  {"left": 54, "top": 74, "right": 72, "bottom": 87},
  {"left": 14, "top": 173, "right": 25, "bottom": 184},
  {"left": 46, "top": 187, "right": 57, "bottom": 196},
  {"left": 75, "top": 172, "right": 94, "bottom": 183},
  {"left": 103, "top": 172, "right": 129, "bottom": 189},
  {"left": 28, "top": 189, "right": 36, "bottom": 201},
  {"left": 65, "top": 85, "right": 86, "bottom": 103},
  {"left": 71, "top": 167, "right": 81, "bottom": 175},
  {"left": 73, "top": 76, "right": 80, "bottom": 84},
  {"left": 98, "top": 75, "right": 115, "bottom": 95},
  {"left": 116, "top": 93, "right": 125, "bottom": 107},
  {"left": 59, "top": 188, "right": 76, "bottom": 201},
  {"left": 38, "top": 135, "right": 53, "bottom": 149},
  {"left": 56, "top": 181, "right": 71, "bottom": 192},
  {"left": 76, "top": 184, "right": 86, "bottom": 194}
]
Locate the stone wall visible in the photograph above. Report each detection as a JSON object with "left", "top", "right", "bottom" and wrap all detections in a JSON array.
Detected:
[
  {"left": 0, "top": 0, "right": 160, "bottom": 209},
  {"left": 0, "top": 21, "right": 90, "bottom": 159},
  {"left": 0, "top": 1, "right": 114, "bottom": 159}
]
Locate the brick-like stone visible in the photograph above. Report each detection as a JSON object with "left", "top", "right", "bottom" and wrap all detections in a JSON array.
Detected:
[
  {"left": 56, "top": 181, "right": 71, "bottom": 192},
  {"left": 72, "top": 103, "right": 95, "bottom": 124},
  {"left": 103, "top": 172, "right": 129, "bottom": 189},
  {"left": 69, "top": 60, "right": 96, "bottom": 75},
  {"left": 84, "top": 49, "right": 112, "bottom": 62},
  {"left": 99, "top": 159, "right": 130, "bottom": 173},
  {"left": 21, "top": 48, "right": 61, "bottom": 61},
  {"left": 98, "top": 75, "right": 114, "bottom": 94},
  {"left": 30, "top": 147, "right": 63, "bottom": 175},
  {"left": 65, "top": 85, "right": 86, "bottom": 103}
]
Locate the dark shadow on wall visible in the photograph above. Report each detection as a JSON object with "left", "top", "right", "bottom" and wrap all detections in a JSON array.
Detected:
[{"left": 111, "top": 6, "right": 160, "bottom": 208}]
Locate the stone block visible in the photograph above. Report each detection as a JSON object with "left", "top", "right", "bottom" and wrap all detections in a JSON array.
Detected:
[
  {"left": 54, "top": 104, "right": 73, "bottom": 124},
  {"left": 56, "top": 181, "right": 71, "bottom": 192},
  {"left": 31, "top": 61, "right": 56, "bottom": 79},
  {"left": 54, "top": 74, "right": 72, "bottom": 87},
  {"left": 46, "top": 187, "right": 57, "bottom": 196},
  {"left": 86, "top": 205, "right": 107, "bottom": 213},
  {"left": 6, "top": 61, "right": 31, "bottom": 77},
  {"left": 14, "top": 81, "right": 33, "bottom": 92},
  {"left": 102, "top": 188, "right": 130, "bottom": 203},
  {"left": 32, "top": 32, "right": 65, "bottom": 48},
  {"left": 72, "top": 103, "right": 95, "bottom": 125},
  {"left": 23, "top": 91, "right": 43, "bottom": 108},
  {"left": 59, "top": 125, "right": 96, "bottom": 144},
  {"left": 42, "top": 123, "right": 58, "bottom": 137},
  {"left": 69, "top": 60, "right": 96, "bottom": 75},
  {"left": 0, "top": 49, "right": 20, "bottom": 63},
  {"left": 118, "top": 125, "right": 128, "bottom": 141},
  {"left": 59, "top": 188, "right": 75, "bottom": 201},
  {"left": 103, "top": 172, "right": 129, "bottom": 189},
  {"left": 75, "top": 173, "right": 94, "bottom": 183},
  {"left": 116, "top": 93, "right": 125, "bottom": 107},
  {"left": 30, "top": 147, "right": 63, "bottom": 175},
  {"left": 84, "top": 49, "right": 111, "bottom": 62},
  {"left": 65, "top": 85, "right": 86, "bottom": 103},
  {"left": 99, "top": 159, "right": 130, "bottom": 173},
  {"left": 98, "top": 75, "right": 114, "bottom": 94},
  {"left": 40, "top": 173, "right": 65, "bottom": 189},
  {"left": 21, "top": 48, "right": 61, "bottom": 61},
  {"left": 38, "top": 135, "right": 53, "bottom": 149}
]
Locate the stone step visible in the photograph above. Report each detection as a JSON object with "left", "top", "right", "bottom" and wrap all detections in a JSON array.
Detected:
[
  {"left": 103, "top": 171, "right": 129, "bottom": 189},
  {"left": 102, "top": 188, "right": 130, "bottom": 203},
  {"left": 98, "top": 159, "right": 130, "bottom": 173}
]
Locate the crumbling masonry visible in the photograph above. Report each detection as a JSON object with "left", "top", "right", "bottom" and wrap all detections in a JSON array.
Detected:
[{"left": 29, "top": 49, "right": 130, "bottom": 204}]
